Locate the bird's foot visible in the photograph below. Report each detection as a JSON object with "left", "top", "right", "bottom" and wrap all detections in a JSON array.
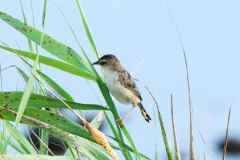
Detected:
[{"left": 116, "top": 118, "right": 125, "bottom": 126}]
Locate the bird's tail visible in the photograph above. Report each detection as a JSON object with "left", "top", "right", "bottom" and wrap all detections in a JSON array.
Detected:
[{"left": 138, "top": 103, "right": 151, "bottom": 122}]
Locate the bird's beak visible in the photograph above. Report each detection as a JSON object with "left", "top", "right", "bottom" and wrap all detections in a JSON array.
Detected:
[{"left": 91, "top": 61, "right": 99, "bottom": 65}]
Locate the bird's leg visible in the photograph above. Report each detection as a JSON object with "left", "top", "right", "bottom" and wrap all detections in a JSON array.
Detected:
[{"left": 116, "top": 105, "right": 136, "bottom": 126}]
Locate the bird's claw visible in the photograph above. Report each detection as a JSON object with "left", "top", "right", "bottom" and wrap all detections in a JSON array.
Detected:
[{"left": 116, "top": 118, "right": 125, "bottom": 126}]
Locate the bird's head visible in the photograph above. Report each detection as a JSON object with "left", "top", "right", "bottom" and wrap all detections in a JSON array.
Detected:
[{"left": 92, "top": 54, "right": 122, "bottom": 70}]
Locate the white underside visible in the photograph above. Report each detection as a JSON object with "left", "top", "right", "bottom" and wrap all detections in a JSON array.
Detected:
[{"left": 103, "top": 68, "right": 140, "bottom": 105}]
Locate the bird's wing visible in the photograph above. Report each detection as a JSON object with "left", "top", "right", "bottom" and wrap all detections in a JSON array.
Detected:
[{"left": 118, "top": 69, "right": 142, "bottom": 100}]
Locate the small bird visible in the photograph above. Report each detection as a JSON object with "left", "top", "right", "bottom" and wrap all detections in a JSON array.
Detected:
[{"left": 92, "top": 54, "right": 151, "bottom": 125}]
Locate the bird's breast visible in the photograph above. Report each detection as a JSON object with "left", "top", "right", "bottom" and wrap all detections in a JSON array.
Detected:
[{"left": 103, "top": 69, "right": 140, "bottom": 105}]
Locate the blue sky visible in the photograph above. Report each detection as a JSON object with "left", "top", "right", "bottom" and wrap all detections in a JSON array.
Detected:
[{"left": 1, "top": 1, "right": 240, "bottom": 159}]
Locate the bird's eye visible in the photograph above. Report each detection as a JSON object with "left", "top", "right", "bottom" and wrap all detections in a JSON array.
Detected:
[{"left": 100, "top": 61, "right": 106, "bottom": 65}]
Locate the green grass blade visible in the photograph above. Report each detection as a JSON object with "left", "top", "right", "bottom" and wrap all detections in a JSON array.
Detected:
[
  {"left": 42, "top": 0, "right": 48, "bottom": 28},
  {"left": 0, "top": 62, "right": 2, "bottom": 91},
  {"left": 171, "top": 95, "right": 181, "bottom": 160},
  {"left": 75, "top": 0, "right": 99, "bottom": 60},
  {"left": 0, "top": 107, "right": 143, "bottom": 157},
  {"left": 19, "top": 0, "right": 34, "bottom": 52},
  {"left": 0, "top": 107, "right": 94, "bottom": 142},
  {"left": 2, "top": 48, "right": 39, "bottom": 152},
  {"left": 135, "top": 78, "right": 175, "bottom": 160},
  {"left": 121, "top": 127, "right": 140, "bottom": 159},
  {"left": 3, "top": 118, "right": 37, "bottom": 154},
  {"left": 0, "top": 155, "right": 78, "bottom": 160},
  {"left": 96, "top": 78, "right": 137, "bottom": 159},
  {"left": 0, "top": 45, "right": 95, "bottom": 81},
  {"left": 15, "top": 67, "right": 29, "bottom": 83},
  {"left": 0, "top": 91, "right": 108, "bottom": 110},
  {"left": 50, "top": 1, "right": 92, "bottom": 65},
  {"left": 39, "top": 129, "right": 49, "bottom": 155},
  {"left": 77, "top": 138, "right": 112, "bottom": 160},
  {"left": 1, "top": 120, "right": 6, "bottom": 154},
  {"left": 0, "top": 132, "right": 26, "bottom": 154},
  {"left": 107, "top": 136, "right": 150, "bottom": 160},
  {"left": 63, "top": 143, "right": 77, "bottom": 158},
  {"left": 0, "top": 11, "right": 90, "bottom": 71},
  {"left": 15, "top": 66, "right": 38, "bottom": 93},
  {"left": 16, "top": 65, "right": 47, "bottom": 154},
  {"left": 154, "top": 106, "right": 158, "bottom": 160},
  {"left": 16, "top": 62, "right": 74, "bottom": 101},
  {"left": 1, "top": 108, "right": 111, "bottom": 159},
  {"left": 1, "top": 108, "right": 113, "bottom": 159},
  {"left": 37, "top": 70, "right": 74, "bottom": 101},
  {"left": 104, "top": 111, "right": 119, "bottom": 140},
  {"left": 90, "top": 111, "right": 104, "bottom": 129},
  {"left": 158, "top": 112, "right": 174, "bottom": 160}
]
